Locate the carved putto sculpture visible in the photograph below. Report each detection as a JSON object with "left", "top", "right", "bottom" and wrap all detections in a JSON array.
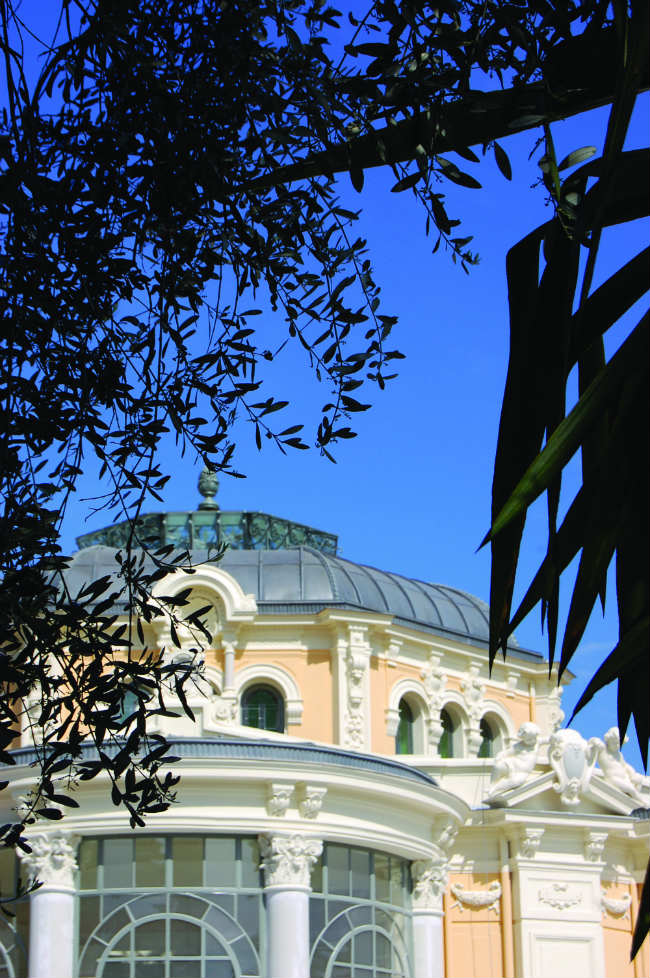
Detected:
[
  {"left": 485, "top": 722, "right": 540, "bottom": 803},
  {"left": 593, "top": 727, "right": 650, "bottom": 809}
]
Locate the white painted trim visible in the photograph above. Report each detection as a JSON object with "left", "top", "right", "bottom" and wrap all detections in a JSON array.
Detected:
[
  {"left": 387, "top": 678, "right": 429, "bottom": 753},
  {"left": 235, "top": 663, "right": 304, "bottom": 726},
  {"left": 151, "top": 564, "right": 257, "bottom": 621}
]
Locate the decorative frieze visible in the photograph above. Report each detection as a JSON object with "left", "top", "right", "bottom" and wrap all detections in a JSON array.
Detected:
[
  {"left": 19, "top": 832, "right": 79, "bottom": 889},
  {"left": 297, "top": 784, "right": 327, "bottom": 819},
  {"left": 412, "top": 855, "right": 448, "bottom": 911},
  {"left": 538, "top": 881, "right": 582, "bottom": 910},
  {"left": 259, "top": 834, "right": 322, "bottom": 888},
  {"left": 342, "top": 626, "right": 370, "bottom": 750},
  {"left": 266, "top": 782, "right": 294, "bottom": 817},
  {"left": 450, "top": 880, "right": 502, "bottom": 914}
]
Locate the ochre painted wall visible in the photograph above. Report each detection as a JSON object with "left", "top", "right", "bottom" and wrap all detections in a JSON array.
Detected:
[
  {"left": 444, "top": 872, "right": 504, "bottom": 978},
  {"left": 602, "top": 882, "right": 636, "bottom": 978}
]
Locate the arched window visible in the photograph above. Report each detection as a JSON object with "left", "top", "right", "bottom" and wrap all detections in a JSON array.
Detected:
[
  {"left": 438, "top": 708, "right": 457, "bottom": 758},
  {"left": 241, "top": 684, "right": 284, "bottom": 732},
  {"left": 478, "top": 717, "right": 495, "bottom": 758},
  {"left": 395, "top": 699, "right": 414, "bottom": 755}
]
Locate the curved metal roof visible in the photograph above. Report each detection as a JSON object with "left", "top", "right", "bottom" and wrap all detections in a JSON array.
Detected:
[{"left": 63, "top": 545, "right": 534, "bottom": 657}]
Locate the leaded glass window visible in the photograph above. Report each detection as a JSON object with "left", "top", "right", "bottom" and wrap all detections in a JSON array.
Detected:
[
  {"left": 77, "top": 836, "right": 263, "bottom": 978},
  {"left": 240, "top": 685, "right": 284, "bottom": 732},
  {"left": 310, "top": 845, "right": 412, "bottom": 978},
  {"left": 395, "top": 700, "right": 414, "bottom": 755}
]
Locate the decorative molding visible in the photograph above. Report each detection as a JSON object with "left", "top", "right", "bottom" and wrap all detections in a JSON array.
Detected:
[
  {"left": 412, "top": 856, "right": 448, "bottom": 911},
  {"left": 461, "top": 663, "right": 485, "bottom": 754},
  {"left": 485, "top": 723, "right": 541, "bottom": 804},
  {"left": 343, "top": 627, "right": 370, "bottom": 750},
  {"left": 601, "top": 889, "right": 631, "bottom": 918},
  {"left": 259, "top": 834, "right": 322, "bottom": 888},
  {"left": 548, "top": 728, "right": 598, "bottom": 806},
  {"left": 19, "top": 832, "right": 79, "bottom": 889},
  {"left": 235, "top": 664, "right": 304, "bottom": 726},
  {"left": 421, "top": 654, "right": 447, "bottom": 752},
  {"left": 519, "top": 826, "right": 545, "bottom": 859},
  {"left": 212, "top": 692, "right": 237, "bottom": 725},
  {"left": 434, "top": 817, "right": 459, "bottom": 854},
  {"left": 297, "top": 784, "right": 327, "bottom": 819},
  {"left": 266, "top": 782, "right": 294, "bottom": 817},
  {"left": 450, "top": 880, "right": 502, "bottom": 914},
  {"left": 538, "top": 882, "right": 582, "bottom": 910},
  {"left": 505, "top": 671, "right": 519, "bottom": 698},
  {"left": 548, "top": 684, "right": 565, "bottom": 731},
  {"left": 584, "top": 831, "right": 608, "bottom": 863}
]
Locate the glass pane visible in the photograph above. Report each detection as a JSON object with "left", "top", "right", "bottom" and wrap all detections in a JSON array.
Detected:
[
  {"left": 311, "top": 855, "right": 323, "bottom": 893},
  {"left": 78, "top": 840, "right": 97, "bottom": 891},
  {"left": 103, "top": 839, "right": 133, "bottom": 888},
  {"left": 205, "top": 961, "right": 235, "bottom": 978},
  {"left": 390, "top": 859, "right": 403, "bottom": 905},
  {"left": 327, "top": 846, "right": 349, "bottom": 895},
  {"left": 102, "top": 964, "right": 130, "bottom": 978},
  {"left": 374, "top": 854, "right": 390, "bottom": 903},
  {"left": 240, "top": 685, "right": 283, "bottom": 732},
  {"left": 171, "top": 918, "right": 201, "bottom": 956},
  {"left": 395, "top": 699, "right": 414, "bottom": 754},
  {"left": 351, "top": 850, "right": 370, "bottom": 899},
  {"left": 355, "top": 930, "right": 373, "bottom": 965},
  {"left": 134, "top": 963, "right": 165, "bottom": 978},
  {"left": 206, "top": 932, "right": 227, "bottom": 955},
  {"left": 205, "top": 838, "right": 236, "bottom": 887},
  {"left": 309, "top": 898, "right": 326, "bottom": 945},
  {"left": 240, "top": 838, "right": 260, "bottom": 888},
  {"left": 135, "top": 919, "right": 166, "bottom": 956},
  {"left": 173, "top": 838, "right": 203, "bottom": 886},
  {"left": 130, "top": 893, "right": 167, "bottom": 919},
  {"left": 376, "top": 933, "right": 392, "bottom": 969},
  {"left": 170, "top": 962, "right": 202, "bottom": 978},
  {"left": 438, "top": 709, "right": 454, "bottom": 758},
  {"left": 237, "top": 895, "right": 260, "bottom": 948},
  {"left": 478, "top": 718, "right": 495, "bottom": 758},
  {"left": 79, "top": 896, "right": 100, "bottom": 951},
  {"left": 136, "top": 837, "right": 166, "bottom": 887}
]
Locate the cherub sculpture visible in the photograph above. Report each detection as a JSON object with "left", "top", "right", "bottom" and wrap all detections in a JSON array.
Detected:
[
  {"left": 485, "top": 722, "right": 540, "bottom": 803},
  {"left": 593, "top": 727, "right": 650, "bottom": 809}
]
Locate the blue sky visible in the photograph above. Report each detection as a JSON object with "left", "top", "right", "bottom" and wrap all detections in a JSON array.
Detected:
[{"left": 8, "top": 3, "right": 648, "bottom": 767}]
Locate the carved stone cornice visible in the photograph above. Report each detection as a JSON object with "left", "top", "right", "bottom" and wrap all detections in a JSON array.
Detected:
[
  {"left": 19, "top": 832, "right": 79, "bottom": 890},
  {"left": 259, "top": 834, "right": 323, "bottom": 889},
  {"left": 412, "top": 855, "right": 448, "bottom": 911}
]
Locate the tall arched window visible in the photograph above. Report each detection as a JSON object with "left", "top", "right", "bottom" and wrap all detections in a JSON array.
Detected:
[
  {"left": 241, "top": 684, "right": 284, "bottom": 732},
  {"left": 478, "top": 716, "right": 495, "bottom": 757},
  {"left": 438, "top": 708, "right": 456, "bottom": 758},
  {"left": 395, "top": 699, "right": 414, "bottom": 755}
]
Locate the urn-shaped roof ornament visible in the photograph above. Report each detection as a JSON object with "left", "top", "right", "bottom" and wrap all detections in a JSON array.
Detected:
[{"left": 198, "top": 466, "right": 219, "bottom": 510}]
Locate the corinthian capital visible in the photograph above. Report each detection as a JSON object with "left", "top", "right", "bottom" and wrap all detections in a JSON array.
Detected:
[
  {"left": 412, "top": 855, "right": 448, "bottom": 911},
  {"left": 19, "top": 831, "right": 79, "bottom": 889},
  {"left": 259, "top": 833, "right": 322, "bottom": 888}
]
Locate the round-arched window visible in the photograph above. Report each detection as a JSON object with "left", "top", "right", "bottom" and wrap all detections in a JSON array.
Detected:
[
  {"left": 395, "top": 699, "right": 414, "bottom": 755},
  {"left": 241, "top": 684, "right": 284, "bottom": 732},
  {"left": 478, "top": 717, "right": 495, "bottom": 758},
  {"left": 438, "top": 708, "right": 456, "bottom": 758}
]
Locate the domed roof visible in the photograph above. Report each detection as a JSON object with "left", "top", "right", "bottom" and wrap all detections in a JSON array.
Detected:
[{"left": 65, "top": 545, "right": 534, "bottom": 658}]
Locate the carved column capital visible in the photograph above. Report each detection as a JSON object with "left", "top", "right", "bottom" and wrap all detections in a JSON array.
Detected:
[
  {"left": 259, "top": 833, "right": 323, "bottom": 889},
  {"left": 412, "top": 855, "right": 449, "bottom": 911},
  {"left": 19, "top": 831, "right": 79, "bottom": 890}
]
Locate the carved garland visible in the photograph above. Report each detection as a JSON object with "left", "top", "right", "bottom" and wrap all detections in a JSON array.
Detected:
[{"left": 450, "top": 880, "right": 502, "bottom": 914}]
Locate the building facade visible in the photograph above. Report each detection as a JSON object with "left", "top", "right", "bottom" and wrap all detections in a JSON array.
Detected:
[{"left": 1, "top": 490, "right": 649, "bottom": 978}]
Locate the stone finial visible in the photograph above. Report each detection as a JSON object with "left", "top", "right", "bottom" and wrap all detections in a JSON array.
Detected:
[
  {"left": 198, "top": 466, "right": 219, "bottom": 510},
  {"left": 259, "top": 834, "right": 322, "bottom": 888}
]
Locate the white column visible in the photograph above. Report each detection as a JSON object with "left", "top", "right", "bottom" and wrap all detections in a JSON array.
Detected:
[
  {"left": 411, "top": 855, "right": 448, "bottom": 978},
  {"left": 19, "top": 831, "right": 78, "bottom": 978},
  {"left": 259, "top": 833, "right": 322, "bottom": 978},
  {"left": 222, "top": 638, "right": 236, "bottom": 691}
]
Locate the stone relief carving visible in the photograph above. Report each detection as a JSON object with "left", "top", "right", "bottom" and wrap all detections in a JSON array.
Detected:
[
  {"left": 485, "top": 722, "right": 540, "bottom": 803},
  {"left": 212, "top": 693, "right": 238, "bottom": 724},
  {"left": 266, "top": 783, "right": 294, "bottom": 817},
  {"left": 585, "top": 831, "right": 608, "bottom": 863},
  {"left": 547, "top": 684, "right": 566, "bottom": 732},
  {"left": 519, "top": 826, "right": 544, "bottom": 859},
  {"left": 593, "top": 728, "right": 650, "bottom": 809},
  {"left": 412, "top": 855, "right": 448, "bottom": 911},
  {"left": 421, "top": 654, "right": 447, "bottom": 751},
  {"left": 435, "top": 817, "right": 459, "bottom": 854},
  {"left": 538, "top": 882, "right": 582, "bottom": 910},
  {"left": 450, "top": 880, "right": 502, "bottom": 914},
  {"left": 297, "top": 784, "right": 327, "bottom": 819},
  {"left": 343, "top": 638, "right": 368, "bottom": 750},
  {"left": 258, "top": 834, "right": 322, "bottom": 888},
  {"left": 19, "top": 832, "right": 79, "bottom": 888},
  {"left": 548, "top": 728, "right": 599, "bottom": 806},
  {"left": 601, "top": 890, "right": 631, "bottom": 918},
  {"left": 461, "top": 663, "right": 485, "bottom": 755}
]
